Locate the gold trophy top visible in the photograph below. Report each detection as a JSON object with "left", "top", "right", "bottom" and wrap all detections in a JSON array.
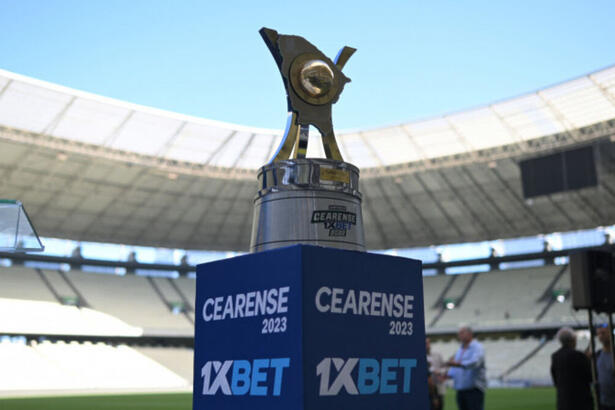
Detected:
[{"left": 259, "top": 27, "right": 355, "bottom": 162}]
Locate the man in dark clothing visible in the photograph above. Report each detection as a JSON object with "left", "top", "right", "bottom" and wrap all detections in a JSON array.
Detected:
[{"left": 551, "top": 327, "right": 593, "bottom": 410}]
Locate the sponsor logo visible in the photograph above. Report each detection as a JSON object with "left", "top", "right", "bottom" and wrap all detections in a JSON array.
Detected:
[
  {"left": 316, "top": 357, "right": 417, "bottom": 396},
  {"left": 311, "top": 205, "right": 357, "bottom": 237},
  {"left": 201, "top": 358, "right": 290, "bottom": 396}
]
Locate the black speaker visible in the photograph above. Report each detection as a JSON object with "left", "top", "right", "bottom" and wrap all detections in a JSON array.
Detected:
[
  {"left": 570, "top": 251, "right": 615, "bottom": 312},
  {"left": 570, "top": 252, "right": 593, "bottom": 309},
  {"left": 520, "top": 145, "right": 598, "bottom": 199}
]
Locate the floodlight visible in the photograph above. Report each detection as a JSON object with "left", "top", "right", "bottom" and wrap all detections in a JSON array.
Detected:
[
  {"left": 552, "top": 289, "right": 568, "bottom": 304},
  {"left": 0, "top": 200, "right": 44, "bottom": 252},
  {"left": 443, "top": 297, "right": 458, "bottom": 310}
]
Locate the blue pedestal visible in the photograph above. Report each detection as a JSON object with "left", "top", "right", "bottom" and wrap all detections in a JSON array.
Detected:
[{"left": 193, "top": 245, "right": 428, "bottom": 410}]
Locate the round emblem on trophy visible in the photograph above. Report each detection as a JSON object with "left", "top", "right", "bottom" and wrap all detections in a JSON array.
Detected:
[
  {"left": 290, "top": 53, "right": 340, "bottom": 105},
  {"left": 299, "top": 60, "right": 334, "bottom": 97}
]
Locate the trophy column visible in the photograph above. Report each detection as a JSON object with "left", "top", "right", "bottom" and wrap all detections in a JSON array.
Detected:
[{"left": 249, "top": 27, "right": 366, "bottom": 252}]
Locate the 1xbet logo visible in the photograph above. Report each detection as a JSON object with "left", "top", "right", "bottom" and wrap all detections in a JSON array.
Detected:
[
  {"left": 201, "top": 358, "right": 290, "bottom": 396},
  {"left": 316, "top": 357, "right": 417, "bottom": 396}
]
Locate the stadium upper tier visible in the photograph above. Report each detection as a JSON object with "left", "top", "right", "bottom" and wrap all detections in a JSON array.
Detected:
[
  {"left": 1, "top": 67, "right": 615, "bottom": 250},
  {"left": 1, "top": 66, "right": 615, "bottom": 171}
]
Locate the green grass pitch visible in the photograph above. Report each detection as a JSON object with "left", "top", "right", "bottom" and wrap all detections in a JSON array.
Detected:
[
  {"left": 445, "top": 387, "right": 555, "bottom": 410},
  {"left": 0, "top": 388, "right": 556, "bottom": 409}
]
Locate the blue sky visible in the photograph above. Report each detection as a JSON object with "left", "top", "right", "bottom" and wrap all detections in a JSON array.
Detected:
[{"left": 1, "top": 0, "right": 614, "bottom": 131}]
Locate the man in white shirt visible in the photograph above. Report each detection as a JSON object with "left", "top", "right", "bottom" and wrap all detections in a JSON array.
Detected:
[{"left": 446, "top": 326, "right": 486, "bottom": 410}]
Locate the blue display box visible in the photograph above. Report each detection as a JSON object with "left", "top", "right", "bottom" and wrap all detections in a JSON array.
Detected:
[{"left": 193, "top": 245, "right": 428, "bottom": 410}]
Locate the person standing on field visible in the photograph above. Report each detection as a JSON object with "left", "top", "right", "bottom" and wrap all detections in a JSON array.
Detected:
[
  {"left": 595, "top": 324, "right": 615, "bottom": 410},
  {"left": 551, "top": 327, "right": 593, "bottom": 410},
  {"left": 446, "top": 326, "right": 486, "bottom": 410},
  {"left": 426, "top": 337, "right": 445, "bottom": 410}
]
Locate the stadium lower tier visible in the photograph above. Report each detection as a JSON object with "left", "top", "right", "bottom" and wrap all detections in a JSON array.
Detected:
[
  {"left": 0, "top": 263, "right": 587, "bottom": 395},
  {"left": 0, "top": 263, "right": 583, "bottom": 336},
  {"left": 0, "top": 339, "right": 192, "bottom": 395},
  {"left": 0, "top": 335, "right": 587, "bottom": 396}
]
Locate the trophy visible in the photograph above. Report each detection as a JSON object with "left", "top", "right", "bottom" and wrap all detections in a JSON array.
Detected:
[
  {"left": 194, "top": 29, "right": 428, "bottom": 410},
  {"left": 250, "top": 28, "right": 365, "bottom": 252}
]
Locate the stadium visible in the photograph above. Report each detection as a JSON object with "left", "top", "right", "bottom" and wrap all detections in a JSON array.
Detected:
[{"left": 1, "top": 5, "right": 615, "bottom": 410}]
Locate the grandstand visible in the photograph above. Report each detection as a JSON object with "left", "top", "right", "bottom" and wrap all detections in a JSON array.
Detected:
[
  {"left": 0, "top": 249, "right": 610, "bottom": 394},
  {"left": 1, "top": 63, "right": 615, "bottom": 398}
]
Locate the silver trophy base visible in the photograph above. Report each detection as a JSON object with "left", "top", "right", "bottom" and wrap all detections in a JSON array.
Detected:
[{"left": 250, "top": 159, "right": 365, "bottom": 253}]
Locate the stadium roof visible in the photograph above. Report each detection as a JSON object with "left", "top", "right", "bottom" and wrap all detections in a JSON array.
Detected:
[
  {"left": 1, "top": 66, "right": 615, "bottom": 251},
  {"left": 2, "top": 66, "right": 615, "bottom": 170}
]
